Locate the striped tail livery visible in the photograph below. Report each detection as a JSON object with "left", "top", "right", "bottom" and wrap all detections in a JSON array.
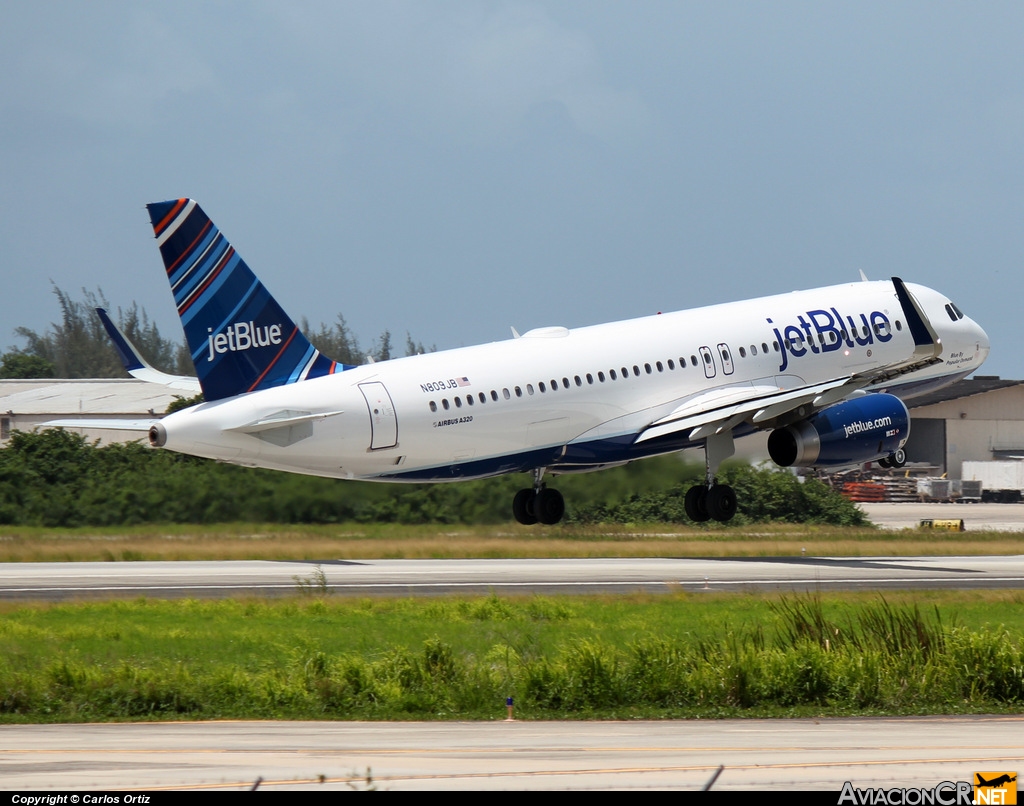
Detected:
[{"left": 147, "top": 198, "right": 355, "bottom": 401}]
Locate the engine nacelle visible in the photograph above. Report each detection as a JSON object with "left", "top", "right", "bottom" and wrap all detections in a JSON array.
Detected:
[{"left": 767, "top": 393, "right": 910, "bottom": 468}]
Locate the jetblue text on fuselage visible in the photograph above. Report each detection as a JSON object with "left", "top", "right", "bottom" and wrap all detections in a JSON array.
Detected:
[
  {"left": 206, "top": 322, "right": 283, "bottom": 362},
  {"left": 768, "top": 308, "right": 892, "bottom": 372}
]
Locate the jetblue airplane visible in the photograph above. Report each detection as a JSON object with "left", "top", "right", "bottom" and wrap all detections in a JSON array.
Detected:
[{"left": 66, "top": 198, "right": 991, "bottom": 525}]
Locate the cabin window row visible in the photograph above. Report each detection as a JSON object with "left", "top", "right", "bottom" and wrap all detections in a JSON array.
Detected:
[
  {"left": 427, "top": 351, "right": 719, "bottom": 413},
  {"left": 425, "top": 320, "right": 905, "bottom": 413}
]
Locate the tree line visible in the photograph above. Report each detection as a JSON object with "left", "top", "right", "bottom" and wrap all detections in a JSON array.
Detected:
[
  {"left": 0, "top": 429, "right": 866, "bottom": 527},
  {"left": 0, "top": 285, "right": 431, "bottom": 380}
]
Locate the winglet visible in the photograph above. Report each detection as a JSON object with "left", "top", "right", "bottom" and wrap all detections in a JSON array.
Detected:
[
  {"left": 96, "top": 307, "right": 202, "bottom": 392},
  {"left": 891, "top": 277, "right": 940, "bottom": 351}
]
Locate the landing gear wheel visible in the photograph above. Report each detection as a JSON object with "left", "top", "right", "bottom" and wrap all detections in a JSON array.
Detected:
[
  {"left": 891, "top": 449, "right": 907, "bottom": 468},
  {"left": 878, "top": 457, "right": 892, "bottom": 469},
  {"left": 706, "top": 484, "right": 737, "bottom": 523},
  {"left": 512, "top": 488, "right": 537, "bottom": 525},
  {"left": 685, "top": 485, "right": 710, "bottom": 523},
  {"left": 534, "top": 488, "right": 565, "bottom": 525}
]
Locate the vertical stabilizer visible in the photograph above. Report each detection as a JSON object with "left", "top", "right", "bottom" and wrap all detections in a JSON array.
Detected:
[{"left": 146, "top": 199, "right": 354, "bottom": 401}]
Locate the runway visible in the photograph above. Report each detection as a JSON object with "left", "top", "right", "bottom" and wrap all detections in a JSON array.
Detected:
[
  {"left": 861, "top": 502, "right": 1024, "bottom": 531},
  {"left": 2, "top": 717, "right": 1021, "bottom": 791},
  {"left": 2, "top": 554, "right": 1024, "bottom": 600},
  {"left": 2, "top": 506, "right": 1022, "bottom": 791}
]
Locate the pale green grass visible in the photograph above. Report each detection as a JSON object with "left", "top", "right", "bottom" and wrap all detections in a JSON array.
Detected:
[
  {"left": 0, "top": 591, "right": 1022, "bottom": 722},
  {"left": 0, "top": 521, "right": 1019, "bottom": 562}
]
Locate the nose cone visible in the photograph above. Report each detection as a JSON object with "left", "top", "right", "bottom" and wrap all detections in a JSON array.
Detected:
[{"left": 970, "top": 317, "right": 991, "bottom": 366}]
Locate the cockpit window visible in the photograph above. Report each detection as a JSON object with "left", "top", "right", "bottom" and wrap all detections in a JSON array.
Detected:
[{"left": 945, "top": 302, "right": 965, "bottom": 322}]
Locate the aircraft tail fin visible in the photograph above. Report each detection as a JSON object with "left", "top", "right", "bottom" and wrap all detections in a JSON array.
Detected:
[
  {"left": 96, "top": 307, "right": 202, "bottom": 392},
  {"left": 146, "top": 199, "right": 355, "bottom": 401}
]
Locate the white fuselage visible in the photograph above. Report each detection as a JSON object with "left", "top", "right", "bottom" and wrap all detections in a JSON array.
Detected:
[{"left": 157, "top": 280, "right": 989, "bottom": 481}]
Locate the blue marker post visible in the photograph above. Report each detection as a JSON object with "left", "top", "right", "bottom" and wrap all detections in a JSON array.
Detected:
[{"left": 505, "top": 696, "right": 514, "bottom": 721}]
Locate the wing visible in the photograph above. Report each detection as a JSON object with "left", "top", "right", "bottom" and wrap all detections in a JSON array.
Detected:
[
  {"left": 96, "top": 307, "right": 202, "bottom": 393},
  {"left": 635, "top": 277, "right": 942, "bottom": 446}
]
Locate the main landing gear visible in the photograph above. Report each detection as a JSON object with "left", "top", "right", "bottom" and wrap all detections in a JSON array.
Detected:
[
  {"left": 877, "top": 448, "right": 907, "bottom": 469},
  {"left": 684, "top": 431, "right": 738, "bottom": 523},
  {"left": 684, "top": 482, "right": 737, "bottom": 523},
  {"left": 513, "top": 468, "right": 565, "bottom": 525}
]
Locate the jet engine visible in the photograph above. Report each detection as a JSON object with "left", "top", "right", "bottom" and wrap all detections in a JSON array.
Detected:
[{"left": 767, "top": 393, "right": 909, "bottom": 468}]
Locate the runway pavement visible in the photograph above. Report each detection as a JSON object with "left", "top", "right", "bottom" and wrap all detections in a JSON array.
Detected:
[
  {"left": 860, "top": 502, "right": 1024, "bottom": 531},
  {"left": 1, "top": 717, "right": 1021, "bottom": 791},
  {"left": 0, "top": 503, "right": 1021, "bottom": 601},
  {"left": 1, "top": 553, "right": 1024, "bottom": 600}
]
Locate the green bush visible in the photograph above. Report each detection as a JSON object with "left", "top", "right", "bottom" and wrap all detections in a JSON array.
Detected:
[{"left": 0, "top": 429, "right": 865, "bottom": 526}]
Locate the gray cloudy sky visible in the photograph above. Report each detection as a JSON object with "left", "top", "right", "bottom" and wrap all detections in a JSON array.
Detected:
[{"left": 2, "top": 2, "right": 1022, "bottom": 377}]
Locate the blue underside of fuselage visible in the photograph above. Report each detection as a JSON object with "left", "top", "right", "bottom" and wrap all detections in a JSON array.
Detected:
[{"left": 376, "top": 369, "right": 971, "bottom": 483}]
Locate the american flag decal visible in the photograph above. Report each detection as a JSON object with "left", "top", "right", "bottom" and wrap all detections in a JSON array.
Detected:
[{"left": 456, "top": 377, "right": 471, "bottom": 387}]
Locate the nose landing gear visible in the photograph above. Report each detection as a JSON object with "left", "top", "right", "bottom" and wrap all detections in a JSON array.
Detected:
[{"left": 877, "top": 448, "right": 907, "bottom": 469}]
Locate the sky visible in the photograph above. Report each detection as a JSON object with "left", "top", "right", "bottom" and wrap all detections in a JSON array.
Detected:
[{"left": 2, "top": 2, "right": 1022, "bottom": 377}]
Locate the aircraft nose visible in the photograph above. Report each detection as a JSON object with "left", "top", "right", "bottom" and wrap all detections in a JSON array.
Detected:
[{"left": 970, "top": 317, "right": 991, "bottom": 363}]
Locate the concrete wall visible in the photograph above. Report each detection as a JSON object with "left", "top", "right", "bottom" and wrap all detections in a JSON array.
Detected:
[{"left": 910, "top": 385, "right": 1024, "bottom": 477}]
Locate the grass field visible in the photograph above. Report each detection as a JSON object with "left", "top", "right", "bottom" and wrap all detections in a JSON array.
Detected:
[
  {"left": 1, "top": 590, "right": 1022, "bottom": 722},
  {"left": 0, "top": 521, "right": 1021, "bottom": 562}
]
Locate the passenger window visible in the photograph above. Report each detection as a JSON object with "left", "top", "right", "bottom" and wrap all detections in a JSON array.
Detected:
[
  {"left": 537, "top": 382, "right": 545, "bottom": 393},
  {"left": 656, "top": 361, "right": 663, "bottom": 372},
  {"left": 479, "top": 392, "right": 486, "bottom": 403},
  {"left": 466, "top": 395, "right": 474, "bottom": 406},
  {"left": 690, "top": 355, "right": 698, "bottom": 366},
  {"left": 587, "top": 373, "right": 594, "bottom": 384},
  {"left": 610, "top": 369, "right": 618, "bottom": 380},
  {"left": 895, "top": 320, "right": 902, "bottom": 331},
  {"left": 503, "top": 388, "right": 511, "bottom": 400},
  {"left": 429, "top": 401, "right": 437, "bottom": 412},
  {"left": 442, "top": 399, "right": 450, "bottom": 410},
  {"left": 574, "top": 376, "right": 582, "bottom": 387},
  {"left": 667, "top": 359, "right": 675, "bottom": 370},
  {"left": 514, "top": 386, "right": 522, "bottom": 398},
  {"left": 762, "top": 343, "right": 768, "bottom": 353},
  {"left": 563, "top": 377, "right": 570, "bottom": 388},
  {"left": 491, "top": 390, "right": 499, "bottom": 401},
  {"left": 739, "top": 347, "right": 746, "bottom": 358},
  {"left": 621, "top": 367, "right": 628, "bottom": 377},
  {"left": 527, "top": 384, "right": 535, "bottom": 395},
  {"left": 598, "top": 371, "right": 606, "bottom": 382},
  {"left": 455, "top": 397, "right": 462, "bottom": 408}
]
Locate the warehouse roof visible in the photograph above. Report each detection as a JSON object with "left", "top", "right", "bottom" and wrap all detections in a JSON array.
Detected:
[
  {"left": 907, "top": 376, "right": 1024, "bottom": 409},
  {"left": 0, "top": 379, "right": 180, "bottom": 416}
]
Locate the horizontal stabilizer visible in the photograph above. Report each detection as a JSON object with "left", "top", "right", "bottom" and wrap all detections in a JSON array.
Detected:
[
  {"left": 224, "top": 409, "right": 345, "bottom": 435},
  {"left": 43, "top": 418, "right": 157, "bottom": 432}
]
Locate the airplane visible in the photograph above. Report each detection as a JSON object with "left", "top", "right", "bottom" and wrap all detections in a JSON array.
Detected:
[
  {"left": 54, "top": 198, "right": 991, "bottom": 525},
  {"left": 976, "top": 774, "right": 1016, "bottom": 788}
]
